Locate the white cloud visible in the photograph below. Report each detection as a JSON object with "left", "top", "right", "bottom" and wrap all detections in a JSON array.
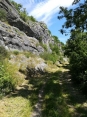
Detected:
[
  {"left": 14, "top": 0, "right": 73, "bottom": 25},
  {"left": 28, "top": 0, "right": 73, "bottom": 24}
]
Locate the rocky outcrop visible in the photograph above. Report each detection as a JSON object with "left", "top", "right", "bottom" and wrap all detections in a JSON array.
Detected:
[
  {"left": 0, "top": 0, "right": 36, "bottom": 37},
  {"left": 0, "top": 21, "right": 44, "bottom": 54},
  {"left": 10, "top": 54, "right": 47, "bottom": 77},
  {"left": 0, "top": 0, "right": 54, "bottom": 52},
  {"left": 0, "top": 0, "right": 19, "bottom": 20},
  {"left": 0, "top": 0, "right": 64, "bottom": 56}
]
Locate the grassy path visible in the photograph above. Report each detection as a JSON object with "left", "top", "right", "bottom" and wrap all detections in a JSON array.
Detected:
[
  {"left": 41, "top": 68, "right": 87, "bottom": 117},
  {"left": 60, "top": 71, "right": 87, "bottom": 117},
  {"left": 0, "top": 67, "right": 87, "bottom": 117},
  {"left": 0, "top": 74, "right": 48, "bottom": 117},
  {"left": 0, "top": 79, "right": 32, "bottom": 117}
]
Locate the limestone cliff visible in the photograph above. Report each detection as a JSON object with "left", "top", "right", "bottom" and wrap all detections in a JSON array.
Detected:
[{"left": 0, "top": 0, "right": 62, "bottom": 55}]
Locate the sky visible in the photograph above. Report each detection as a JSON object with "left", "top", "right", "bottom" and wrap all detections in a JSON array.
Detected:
[{"left": 13, "top": 0, "right": 74, "bottom": 43}]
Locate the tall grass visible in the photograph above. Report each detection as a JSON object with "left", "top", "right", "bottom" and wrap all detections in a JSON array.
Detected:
[
  {"left": 0, "top": 46, "right": 19, "bottom": 97},
  {"left": 0, "top": 60, "right": 19, "bottom": 96},
  {"left": 40, "top": 52, "right": 58, "bottom": 63}
]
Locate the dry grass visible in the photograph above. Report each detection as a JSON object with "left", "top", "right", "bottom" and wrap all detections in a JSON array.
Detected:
[{"left": 0, "top": 96, "right": 32, "bottom": 117}]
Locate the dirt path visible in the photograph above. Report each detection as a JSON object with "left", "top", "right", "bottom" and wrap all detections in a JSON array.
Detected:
[
  {"left": 0, "top": 68, "right": 87, "bottom": 117},
  {"left": 30, "top": 76, "right": 49, "bottom": 117},
  {"left": 30, "top": 81, "right": 45, "bottom": 117},
  {"left": 60, "top": 71, "right": 87, "bottom": 117}
]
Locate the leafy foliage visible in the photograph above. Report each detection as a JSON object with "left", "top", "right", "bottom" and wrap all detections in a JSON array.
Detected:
[
  {"left": 50, "top": 36, "right": 62, "bottom": 56},
  {"left": 20, "top": 8, "right": 28, "bottom": 22},
  {"left": 52, "top": 36, "right": 60, "bottom": 43},
  {"left": 0, "top": 46, "right": 9, "bottom": 61},
  {"left": 0, "top": 61, "right": 18, "bottom": 95},
  {"left": 58, "top": 0, "right": 87, "bottom": 94},
  {"left": 0, "top": 9, "right": 7, "bottom": 22},
  {"left": 0, "top": 46, "right": 18, "bottom": 96},
  {"left": 40, "top": 52, "right": 58, "bottom": 63},
  {"left": 11, "top": 1, "right": 36, "bottom": 22},
  {"left": 64, "top": 31, "right": 87, "bottom": 93},
  {"left": 11, "top": 1, "right": 22, "bottom": 13},
  {"left": 49, "top": 43, "right": 60, "bottom": 55},
  {"left": 40, "top": 43, "right": 48, "bottom": 51},
  {"left": 58, "top": 0, "right": 87, "bottom": 34},
  {"left": 28, "top": 16, "right": 36, "bottom": 22}
]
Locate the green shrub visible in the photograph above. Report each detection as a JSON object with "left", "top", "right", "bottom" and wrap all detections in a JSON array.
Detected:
[
  {"left": 13, "top": 50, "right": 19, "bottom": 55},
  {"left": 28, "top": 16, "right": 36, "bottom": 22},
  {"left": 48, "top": 30, "right": 51, "bottom": 35},
  {"left": 40, "top": 43, "right": 48, "bottom": 51},
  {"left": 23, "top": 52, "right": 31, "bottom": 58},
  {"left": 65, "top": 31, "right": 87, "bottom": 94},
  {"left": 11, "top": 1, "right": 22, "bottom": 13},
  {"left": 0, "top": 46, "right": 9, "bottom": 61},
  {"left": 0, "top": 9, "right": 7, "bottom": 22},
  {"left": 40, "top": 52, "right": 58, "bottom": 63},
  {"left": 20, "top": 9, "right": 28, "bottom": 22},
  {"left": 11, "top": 0, "right": 36, "bottom": 23},
  {"left": 0, "top": 46, "right": 18, "bottom": 97},
  {"left": 0, "top": 61, "right": 18, "bottom": 96},
  {"left": 49, "top": 43, "right": 60, "bottom": 55},
  {"left": 52, "top": 36, "right": 60, "bottom": 43}
]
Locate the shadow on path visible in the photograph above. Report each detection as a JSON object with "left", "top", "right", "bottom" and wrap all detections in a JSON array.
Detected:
[
  {"left": 60, "top": 71, "right": 87, "bottom": 117},
  {"left": 9, "top": 68, "right": 87, "bottom": 117}
]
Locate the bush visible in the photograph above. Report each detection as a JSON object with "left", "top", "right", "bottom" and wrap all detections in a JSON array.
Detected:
[
  {"left": 49, "top": 43, "right": 60, "bottom": 55},
  {"left": 11, "top": 1, "right": 22, "bottom": 13},
  {"left": 40, "top": 43, "right": 48, "bottom": 51},
  {"left": 11, "top": 1, "right": 36, "bottom": 23},
  {"left": 0, "top": 9, "right": 7, "bottom": 22},
  {"left": 0, "top": 46, "right": 18, "bottom": 96},
  {"left": 52, "top": 36, "right": 60, "bottom": 43},
  {"left": 0, "top": 61, "right": 18, "bottom": 96},
  {"left": 13, "top": 50, "right": 19, "bottom": 55},
  {"left": 40, "top": 52, "right": 58, "bottom": 63},
  {"left": 0, "top": 46, "right": 9, "bottom": 61},
  {"left": 28, "top": 16, "right": 36, "bottom": 22},
  {"left": 64, "top": 31, "right": 87, "bottom": 94}
]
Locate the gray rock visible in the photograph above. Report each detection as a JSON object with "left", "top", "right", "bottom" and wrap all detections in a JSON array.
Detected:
[
  {"left": 0, "top": 0, "right": 64, "bottom": 56},
  {"left": 0, "top": 21, "right": 44, "bottom": 54},
  {"left": 35, "top": 62, "right": 47, "bottom": 71},
  {"left": 0, "top": 0, "right": 54, "bottom": 52}
]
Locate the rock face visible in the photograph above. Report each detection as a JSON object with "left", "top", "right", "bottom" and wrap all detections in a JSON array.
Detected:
[
  {"left": 0, "top": 21, "right": 44, "bottom": 54},
  {"left": 0, "top": 0, "right": 64, "bottom": 56},
  {"left": 0, "top": 0, "right": 54, "bottom": 53},
  {"left": 0, "top": 0, "right": 36, "bottom": 37},
  {"left": 0, "top": 0, "right": 19, "bottom": 20}
]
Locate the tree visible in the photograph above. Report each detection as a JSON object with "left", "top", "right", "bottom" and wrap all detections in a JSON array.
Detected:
[
  {"left": 20, "top": 8, "right": 28, "bottom": 22},
  {"left": 65, "top": 32, "right": 87, "bottom": 76},
  {"left": 58, "top": 0, "right": 87, "bottom": 93},
  {"left": 58, "top": 0, "right": 87, "bottom": 34}
]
